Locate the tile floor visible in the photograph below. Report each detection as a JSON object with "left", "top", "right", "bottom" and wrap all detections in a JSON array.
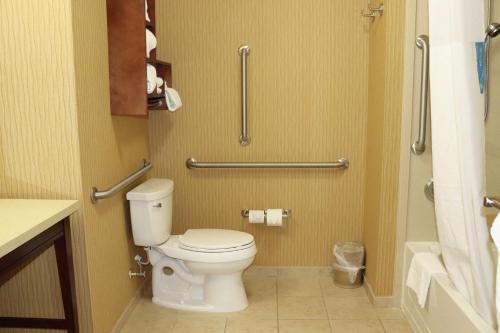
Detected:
[{"left": 120, "top": 267, "right": 414, "bottom": 333}]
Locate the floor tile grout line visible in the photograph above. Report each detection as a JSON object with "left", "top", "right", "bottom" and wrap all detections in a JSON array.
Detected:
[
  {"left": 275, "top": 276, "right": 280, "bottom": 332},
  {"left": 321, "top": 291, "right": 334, "bottom": 333}
]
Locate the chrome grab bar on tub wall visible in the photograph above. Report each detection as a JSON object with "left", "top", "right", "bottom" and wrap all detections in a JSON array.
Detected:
[
  {"left": 484, "top": 196, "right": 500, "bottom": 210},
  {"left": 485, "top": 22, "right": 500, "bottom": 121},
  {"left": 411, "top": 35, "right": 430, "bottom": 155},
  {"left": 185, "top": 158, "right": 349, "bottom": 170},
  {"left": 239, "top": 45, "right": 251, "bottom": 146},
  {"left": 90, "top": 159, "right": 152, "bottom": 203}
]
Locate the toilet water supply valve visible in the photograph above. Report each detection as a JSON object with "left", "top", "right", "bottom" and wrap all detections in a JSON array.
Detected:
[{"left": 129, "top": 253, "right": 149, "bottom": 279}]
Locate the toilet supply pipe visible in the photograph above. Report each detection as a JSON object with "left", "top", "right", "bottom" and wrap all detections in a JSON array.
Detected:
[{"left": 129, "top": 254, "right": 147, "bottom": 278}]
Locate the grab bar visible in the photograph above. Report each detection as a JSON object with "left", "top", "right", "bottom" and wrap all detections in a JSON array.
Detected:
[
  {"left": 485, "top": 22, "right": 500, "bottom": 121},
  {"left": 484, "top": 196, "right": 500, "bottom": 210},
  {"left": 90, "top": 159, "right": 152, "bottom": 203},
  {"left": 239, "top": 45, "right": 250, "bottom": 145},
  {"left": 186, "top": 158, "right": 349, "bottom": 169},
  {"left": 411, "top": 35, "right": 430, "bottom": 155}
]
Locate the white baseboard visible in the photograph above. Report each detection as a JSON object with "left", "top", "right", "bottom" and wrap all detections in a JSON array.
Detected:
[
  {"left": 111, "top": 279, "right": 149, "bottom": 333},
  {"left": 363, "top": 276, "right": 394, "bottom": 308}
]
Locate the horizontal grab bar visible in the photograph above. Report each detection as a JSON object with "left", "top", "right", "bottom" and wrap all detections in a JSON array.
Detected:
[
  {"left": 484, "top": 196, "right": 500, "bottom": 210},
  {"left": 90, "top": 159, "right": 152, "bottom": 203},
  {"left": 186, "top": 158, "right": 349, "bottom": 169}
]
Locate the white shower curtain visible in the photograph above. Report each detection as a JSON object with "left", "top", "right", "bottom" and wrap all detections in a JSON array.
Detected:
[{"left": 428, "top": 0, "right": 495, "bottom": 326}]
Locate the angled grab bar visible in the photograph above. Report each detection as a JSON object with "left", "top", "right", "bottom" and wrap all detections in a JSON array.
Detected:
[
  {"left": 185, "top": 158, "right": 349, "bottom": 170},
  {"left": 411, "top": 35, "right": 430, "bottom": 155},
  {"left": 239, "top": 45, "right": 250, "bottom": 145},
  {"left": 90, "top": 159, "right": 152, "bottom": 203}
]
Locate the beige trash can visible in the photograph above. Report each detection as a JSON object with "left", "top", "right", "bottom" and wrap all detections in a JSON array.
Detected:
[{"left": 332, "top": 241, "right": 365, "bottom": 289}]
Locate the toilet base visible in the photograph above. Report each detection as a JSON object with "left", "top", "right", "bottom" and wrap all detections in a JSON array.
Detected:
[
  {"left": 149, "top": 249, "right": 252, "bottom": 313},
  {"left": 152, "top": 297, "right": 214, "bottom": 312},
  {"left": 152, "top": 272, "right": 247, "bottom": 312},
  {"left": 203, "top": 273, "right": 248, "bottom": 312}
]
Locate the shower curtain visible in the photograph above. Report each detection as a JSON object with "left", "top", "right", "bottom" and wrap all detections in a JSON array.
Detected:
[{"left": 428, "top": 0, "right": 496, "bottom": 326}]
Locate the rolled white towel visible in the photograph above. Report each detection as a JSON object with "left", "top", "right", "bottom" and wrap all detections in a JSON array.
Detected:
[
  {"left": 406, "top": 252, "right": 447, "bottom": 307},
  {"left": 145, "top": 28, "right": 157, "bottom": 58},
  {"left": 146, "top": 64, "right": 157, "bottom": 94},
  {"left": 156, "top": 77, "right": 164, "bottom": 94},
  {"left": 145, "top": 0, "right": 151, "bottom": 22}
]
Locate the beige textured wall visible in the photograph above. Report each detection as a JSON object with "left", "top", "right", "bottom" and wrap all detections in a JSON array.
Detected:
[
  {"left": 486, "top": 1, "right": 500, "bottom": 207},
  {"left": 0, "top": 1, "right": 150, "bottom": 332},
  {"left": 150, "top": 0, "right": 369, "bottom": 266},
  {"left": 70, "top": 0, "right": 150, "bottom": 332},
  {"left": 363, "top": 7, "right": 386, "bottom": 295},
  {"left": 0, "top": 1, "right": 92, "bottom": 332},
  {"left": 363, "top": 0, "right": 406, "bottom": 296}
]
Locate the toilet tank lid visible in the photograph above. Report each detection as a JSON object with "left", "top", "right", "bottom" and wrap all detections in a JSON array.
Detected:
[{"left": 126, "top": 178, "right": 174, "bottom": 201}]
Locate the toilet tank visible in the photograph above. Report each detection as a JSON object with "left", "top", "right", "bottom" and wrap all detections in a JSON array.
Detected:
[{"left": 126, "top": 178, "right": 174, "bottom": 246}]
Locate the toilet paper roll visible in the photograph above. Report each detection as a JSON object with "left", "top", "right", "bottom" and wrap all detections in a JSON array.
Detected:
[
  {"left": 249, "top": 210, "right": 265, "bottom": 224},
  {"left": 266, "top": 209, "right": 283, "bottom": 227}
]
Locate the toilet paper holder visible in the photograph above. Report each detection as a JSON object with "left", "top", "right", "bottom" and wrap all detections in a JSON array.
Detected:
[{"left": 241, "top": 209, "right": 291, "bottom": 218}]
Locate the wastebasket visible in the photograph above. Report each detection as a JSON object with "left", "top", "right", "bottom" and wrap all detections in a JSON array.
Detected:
[{"left": 332, "top": 241, "right": 365, "bottom": 288}]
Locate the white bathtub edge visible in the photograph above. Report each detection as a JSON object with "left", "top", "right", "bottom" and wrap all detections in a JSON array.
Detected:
[{"left": 402, "top": 242, "right": 496, "bottom": 333}]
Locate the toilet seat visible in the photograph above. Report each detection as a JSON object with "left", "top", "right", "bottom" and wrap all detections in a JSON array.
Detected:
[
  {"left": 179, "top": 229, "right": 254, "bottom": 253},
  {"left": 156, "top": 235, "right": 257, "bottom": 263}
]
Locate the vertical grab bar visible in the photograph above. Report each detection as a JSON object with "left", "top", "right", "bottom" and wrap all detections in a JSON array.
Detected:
[
  {"left": 411, "top": 35, "right": 430, "bottom": 155},
  {"left": 485, "top": 22, "right": 500, "bottom": 121},
  {"left": 239, "top": 45, "right": 251, "bottom": 145}
]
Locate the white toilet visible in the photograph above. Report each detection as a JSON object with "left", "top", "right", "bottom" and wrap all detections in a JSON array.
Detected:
[{"left": 126, "top": 178, "right": 257, "bottom": 312}]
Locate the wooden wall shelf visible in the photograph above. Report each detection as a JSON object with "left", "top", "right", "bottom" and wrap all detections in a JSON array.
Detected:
[{"left": 106, "top": 0, "right": 171, "bottom": 116}]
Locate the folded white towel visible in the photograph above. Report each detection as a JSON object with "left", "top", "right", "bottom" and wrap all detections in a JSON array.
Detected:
[
  {"left": 163, "top": 82, "right": 182, "bottom": 112},
  {"left": 406, "top": 252, "right": 447, "bottom": 308}
]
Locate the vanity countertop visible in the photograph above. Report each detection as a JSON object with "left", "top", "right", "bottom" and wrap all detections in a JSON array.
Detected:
[{"left": 0, "top": 199, "right": 79, "bottom": 258}]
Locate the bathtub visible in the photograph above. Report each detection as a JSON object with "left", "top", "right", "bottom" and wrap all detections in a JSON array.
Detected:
[{"left": 402, "top": 242, "right": 496, "bottom": 333}]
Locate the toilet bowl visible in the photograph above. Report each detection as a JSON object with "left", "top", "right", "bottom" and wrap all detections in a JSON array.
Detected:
[{"left": 127, "top": 179, "right": 257, "bottom": 312}]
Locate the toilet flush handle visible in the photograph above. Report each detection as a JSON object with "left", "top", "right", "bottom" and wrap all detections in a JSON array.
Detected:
[{"left": 153, "top": 203, "right": 162, "bottom": 208}]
